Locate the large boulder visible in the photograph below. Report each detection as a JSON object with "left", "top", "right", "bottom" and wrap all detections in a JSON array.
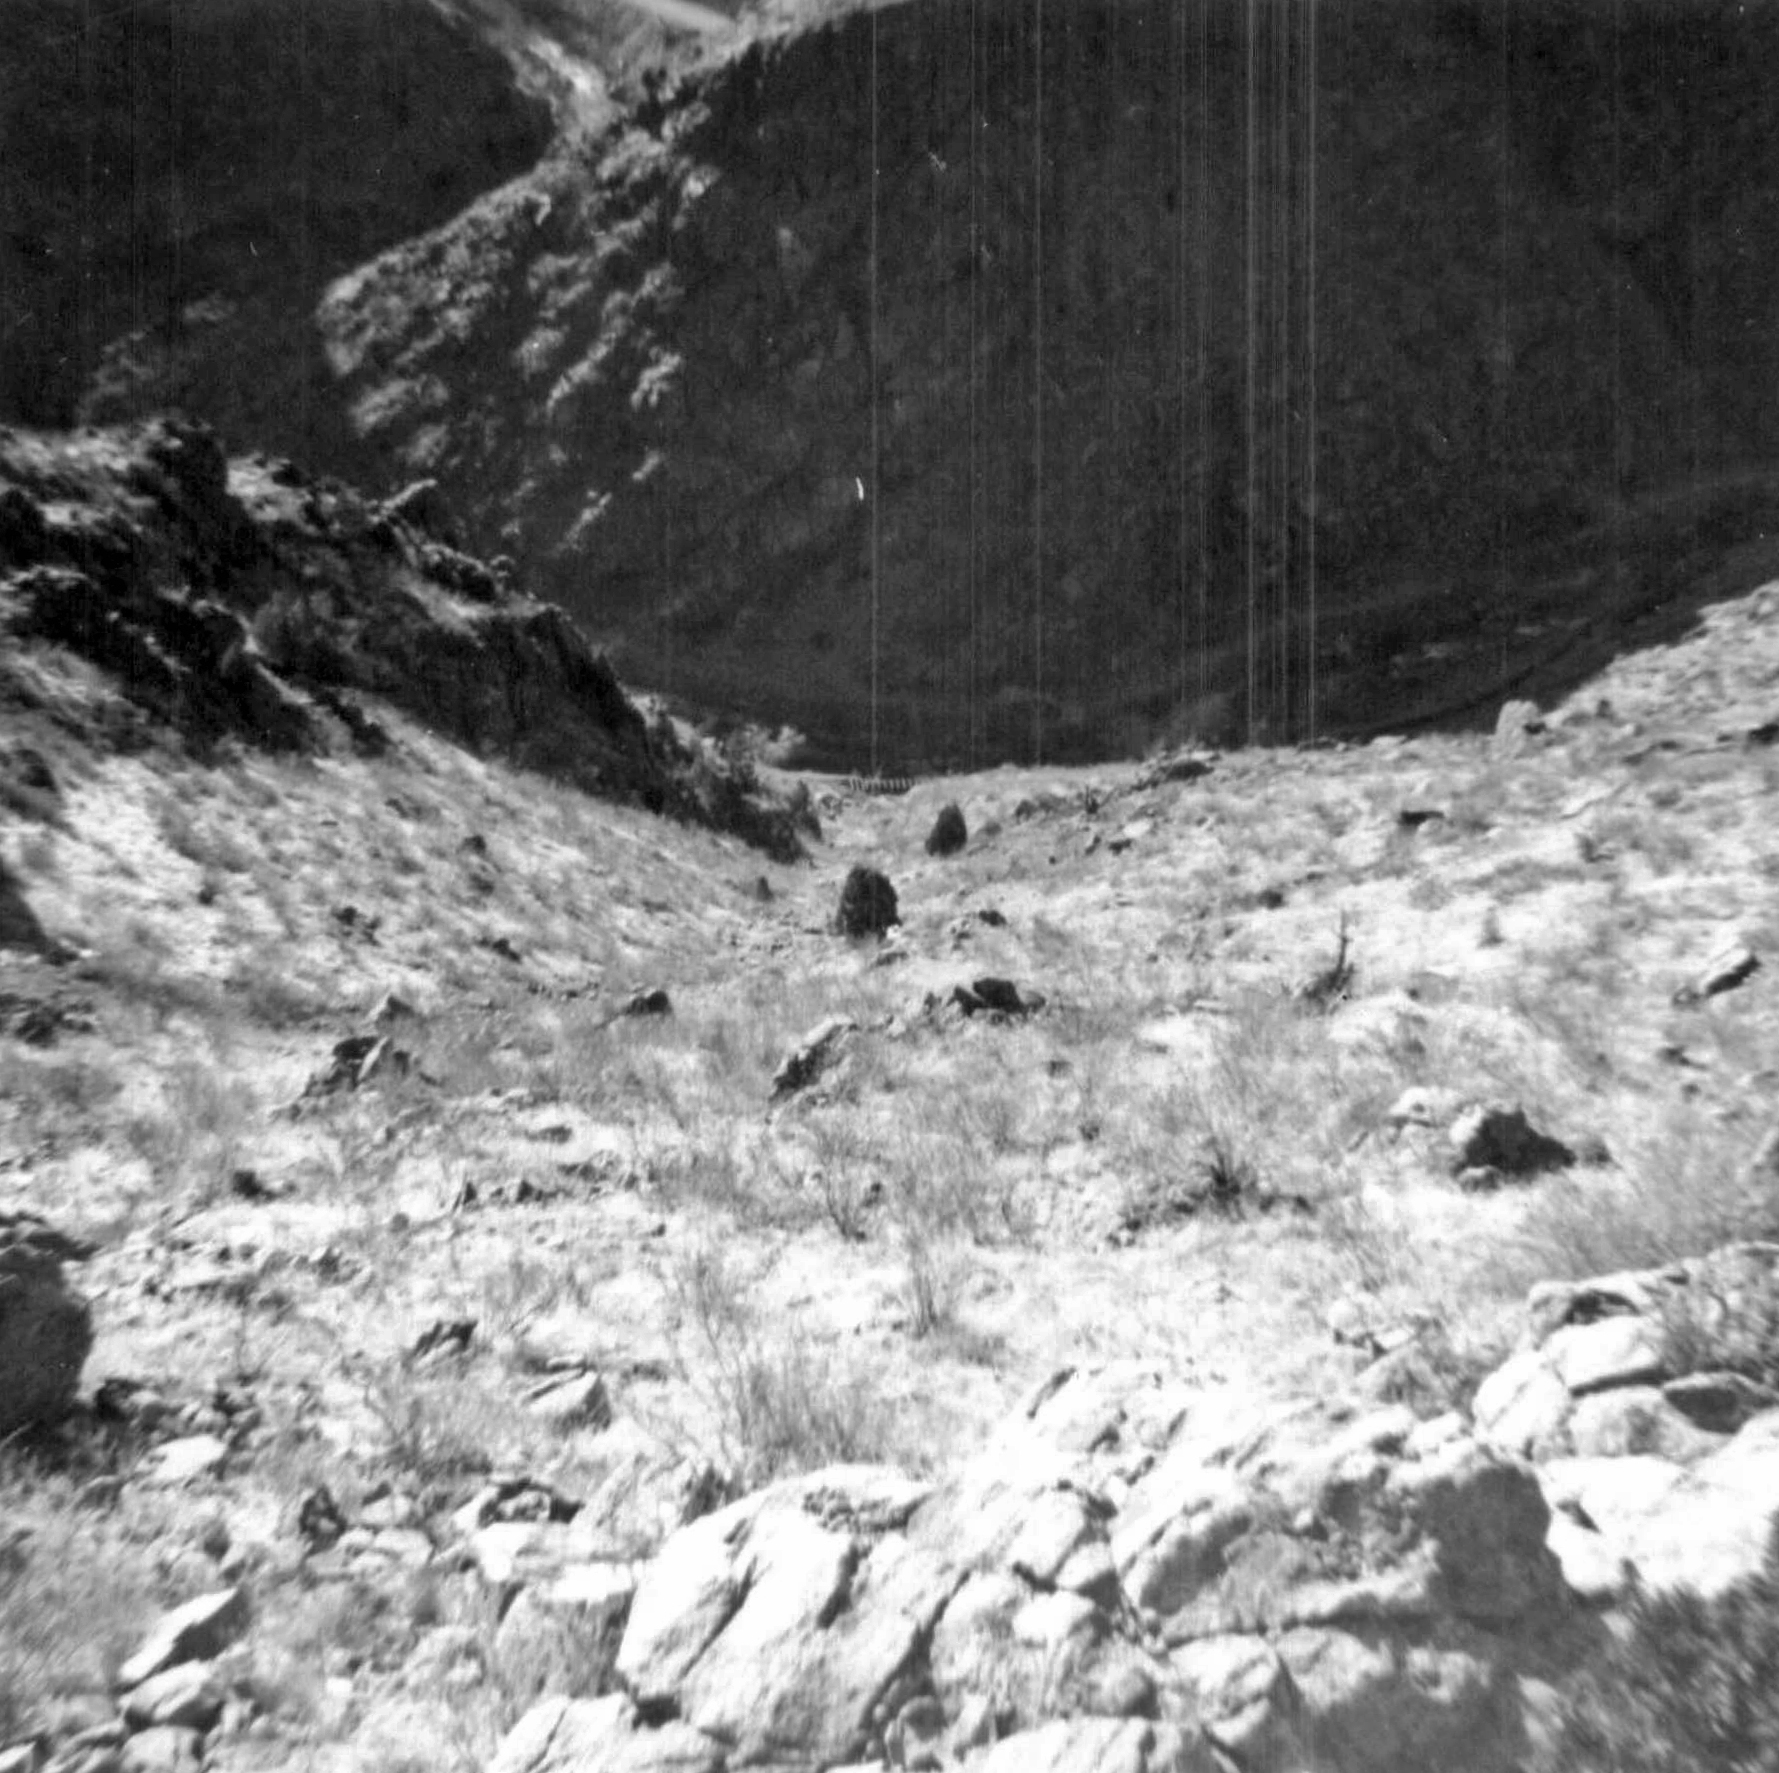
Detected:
[
  {"left": 0, "top": 1211, "right": 93, "bottom": 1435},
  {"left": 1473, "top": 1242, "right": 1779, "bottom": 1602},
  {"left": 488, "top": 1365, "right": 1586, "bottom": 1773}
]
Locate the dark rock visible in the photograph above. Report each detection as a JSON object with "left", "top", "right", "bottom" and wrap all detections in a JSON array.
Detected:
[
  {"left": 1662, "top": 1370, "right": 1779, "bottom": 1434},
  {"left": 0, "top": 860, "right": 56, "bottom": 956},
  {"left": 381, "top": 478, "right": 461, "bottom": 545},
  {"left": 0, "top": 1212, "right": 93, "bottom": 1436},
  {"left": 925, "top": 802, "right": 968, "bottom": 857},
  {"left": 956, "top": 977, "right": 1031, "bottom": 1018},
  {"left": 296, "top": 1485, "right": 348, "bottom": 1551},
  {"left": 1673, "top": 942, "right": 1760, "bottom": 1006},
  {"left": 304, "top": 1034, "right": 409, "bottom": 1096},
  {"left": 771, "top": 1017, "right": 856, "bottom": 1100},
  {"left": 835, "top": 865, "right": 899, "bottom": 938},
  {"left": 619, "top": 987, "right": 673, "bottom": 1018},
  {"left": 408, "top": 1319, "right": 477, "bottom": 1365},
  {"left": 1448, "top": 1103, "right": 1575, "bottom": 1183},
  {"left": 117, "top": 1589, "right": 248, "bottom": 1688}
]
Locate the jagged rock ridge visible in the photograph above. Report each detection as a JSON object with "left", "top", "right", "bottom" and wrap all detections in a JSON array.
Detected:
[{"left": 0, "top": 419, "right": 808, "bottom": 856}]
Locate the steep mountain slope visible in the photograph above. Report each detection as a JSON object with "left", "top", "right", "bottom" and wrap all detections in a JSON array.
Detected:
[
  {"left": 1, "top": 0, "right": 552, "bottom": 462},
  {"left": 315, "top": 0, "right": 1779, "bottom": 768}
]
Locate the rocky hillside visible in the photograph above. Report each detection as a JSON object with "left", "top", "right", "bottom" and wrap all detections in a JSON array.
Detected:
[
  {"left": 0, "top": 418, "right": 809, "bottom": 856},
  {"left": 314, "top": 0, "right": 1779, "bottom": 768},
  {"left": 3, "top": 522, "right": 1779, "bottom": 1771}
]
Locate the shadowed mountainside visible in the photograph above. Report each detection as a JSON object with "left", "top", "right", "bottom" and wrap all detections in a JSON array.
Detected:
[
  {"left": 315, "top": 0, "right": 1779, "bottom": 768},
  {"left": 9, "top": 0, "right": 1779, "bottom": 770},
  {"left": 0, "top": 0, "right": 552, "bottom": 463}
]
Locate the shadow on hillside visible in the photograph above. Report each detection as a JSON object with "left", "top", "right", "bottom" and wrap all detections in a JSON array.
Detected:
[{"left": 0, "top": 0, "right": 551, "bottom": 463}]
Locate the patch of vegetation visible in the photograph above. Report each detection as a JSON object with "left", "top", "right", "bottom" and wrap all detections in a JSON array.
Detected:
[
  {"left": 667, "top": 1244, "right": 902, "bottom": 1483},
  {"left": 1533, "top": 1522, "right": 1779, "bottom": 1773}
]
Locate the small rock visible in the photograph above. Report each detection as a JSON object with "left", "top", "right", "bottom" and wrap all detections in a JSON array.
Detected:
[
  {"left": 408, "top": 1319, "right": 476, "bottom": 1365},
  {"left": 524, "top": 1371, "right": 613, "bottom": 1431},
  {"left": 1662, "top": 1370, "right": 1779, "bottom": 1434},
  {"left": 368, "top": 990, "right": 417, "bottom": 1026},
  {"left": 770, "top": 1016, "right": 857, "bottom": 1099},
  {"left": 1384, "top": 1086, "right": 1464, "bottom": 1131},
  {"left": 1448, "top": 1103, "right": 1575, "bottom": 1181},
  {"left": 1494, "top": 699, "right": 1546, "bottom": 754},
  {"left": 118, "top": 1729, "right": 201, "bottom": 1773},
  {"left": 138, "top": 1435, "right": 230, "bottom": 1488},
  {"left": 925, "top": 803, "right": 968, "bottom": 857},
  {"left": 119, "top": 1663, "right": 225, "bottom": 1733},
  {"left": 618, "top": 987, "right": 672, "bottom": 1018},
  {"left": 295, "top": 1486, "right": 347, "bottom": 1551},
  {"left": 1011, "top": 1590, "right": 1102, "bottom": 1649},
  {"left": 1135, "top": 750, "right": 1214, "bottom": 789},
  {"left": 0, "top": 1745, "right": 39, "bottom": 1773},
  {"left": 1673, "top": 943, "right": 1760, "bottom": 1006},
  {"left": 953, "top": 977, "right": 1034, "bottom": 1018},
  {"left": 117, "top": 1589, "right": 249, "bottom": 1689},
  {"left": 834, "top": 865, "right": 899, "bottom": 938}
]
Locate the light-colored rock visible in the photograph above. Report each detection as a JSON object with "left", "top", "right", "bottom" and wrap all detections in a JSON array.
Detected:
[
  {"left": 1471, "top": 1349, "right": 1572, "bottom": 1457},
  {"left": 1543, "top": 1315, "right": 1666, "bottom": 1395},
  {"left": 618, "top": 1467, "right": 956, "bottom": 1768},
  {"left": 1005, "top": 1486, "right": 1107, "bottom": 1589},
  {"left": 118, "top": 1726, "right": 202, "bottom": 1773},
  {"left": 1545, "top": 1512, "right": 1632, "bottom": 1604},
  {"left": 489, "top": 1695, "right": 725, "bottom": 1773},
  {"left": 1169, "top": 1634, "right": 1307, "bottom": 1767},
  {"left": 1384, "top": 1086, "right": 1465, "bottom": 1130},
  {"left": 119, "top": 1662, "right": 225, "bottom": 1732},
  {"left": 1011, "top": 1590, "right": 1102, "bottom": 1650},
  {"left": 964, "top": 1717, "right": 1222, "bottom": 1773},
  {"left": 523, "top": 1370, "right": 613, "bottom": 1431},
  {"left": 118, "top": 1589, "right": 248, "bottom": 1689},
  {"left": 467, "top": 1520, "right": 593, "bottom": 1589},
  {"left": 137, "top": 1435, "right": 230, "bottom": 1487},
  {"left": 771, "top": 1016, "right": 857, "bottom": 1098}
]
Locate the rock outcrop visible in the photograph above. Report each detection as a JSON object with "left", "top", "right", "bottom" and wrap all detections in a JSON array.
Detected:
[
  {"left": 486, "top": 1368, "right": 1581, "bottom": 1773},
  {"left": 0, "top": 420, "right": 806, "bottom": 856},
  {"left": 1474, "top": 1241, "right": 1779, "bottom": 1602}
]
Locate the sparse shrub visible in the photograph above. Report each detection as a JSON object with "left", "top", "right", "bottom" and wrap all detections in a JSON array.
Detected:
[
  {"left": 899, "top": 1224, "right": 965, "bottom": 1339},
  {"left": 668, "top": 1245, "right": 895, "bottom": 1481},
  {"left": 0, "top": 1454, "right": 161, "bottom": 1743},
  {"left": 1532, "top": 1521, "right": 1779, "bottom": 1773}
]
